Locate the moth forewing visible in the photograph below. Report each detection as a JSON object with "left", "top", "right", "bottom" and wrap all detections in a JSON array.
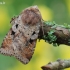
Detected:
[{"left": 0, "top": 6, "right": 42, "bottom": 64}]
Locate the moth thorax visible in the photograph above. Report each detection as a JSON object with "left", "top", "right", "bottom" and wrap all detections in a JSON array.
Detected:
[{"left": 21, "top": 7, "right": 42, "bottom": 25}]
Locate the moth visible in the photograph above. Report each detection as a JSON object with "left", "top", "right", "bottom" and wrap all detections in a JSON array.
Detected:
[{"left": 0, "top": 6, "right": 42, "bottom": 64}]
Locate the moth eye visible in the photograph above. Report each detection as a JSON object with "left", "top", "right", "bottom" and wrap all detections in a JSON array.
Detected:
[
  {"left": 11, "top": 30, "right": 15, "bottom": 35},
  {"left": 16, "top": 24, "right": 18, "bottom": 28}
]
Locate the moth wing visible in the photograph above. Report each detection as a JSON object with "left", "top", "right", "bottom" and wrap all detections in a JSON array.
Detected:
[
  {"left": 0, "top": 6, "right": 41, "bottom": 64},
  {"left": 0, "top": 27, "right": 37, "bottom": 64},
  {"left": 14, "top": 40, "right": 36, "bottom": 64},
  {"left": 0, "top": 30, "right": 14, "bottom": 56}
]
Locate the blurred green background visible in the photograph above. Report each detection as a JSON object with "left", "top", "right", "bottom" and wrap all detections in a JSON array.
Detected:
[{"left": 0, "top": 0, "right": 70, "bottom": 70}]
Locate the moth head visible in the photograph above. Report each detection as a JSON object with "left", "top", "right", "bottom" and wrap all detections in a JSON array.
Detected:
[{"left": 21, "top": 6, "right": 42, "bottom": 25}]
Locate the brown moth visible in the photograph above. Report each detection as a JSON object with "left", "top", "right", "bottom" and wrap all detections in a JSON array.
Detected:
[{"left": 0, "top": 6, "right": 42, "bottom": 64}]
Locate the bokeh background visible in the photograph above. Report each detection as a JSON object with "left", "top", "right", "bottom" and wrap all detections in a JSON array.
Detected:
[{"left": 0, "top": 0, "right": 70, "bottom": 70}]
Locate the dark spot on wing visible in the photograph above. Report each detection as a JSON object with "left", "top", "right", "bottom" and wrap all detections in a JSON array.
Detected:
[
  {"left": 29, "top": 39, "right": 34, "bottom": 44},
  {"left": 11, "top": 31, "right": 15, "bottom": 35},
  {"left": 32, "top": 31, "right": 35, "bottom": 35},
  {"left": 16, "top": 24, "right": 18, "bottom": 28}
]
